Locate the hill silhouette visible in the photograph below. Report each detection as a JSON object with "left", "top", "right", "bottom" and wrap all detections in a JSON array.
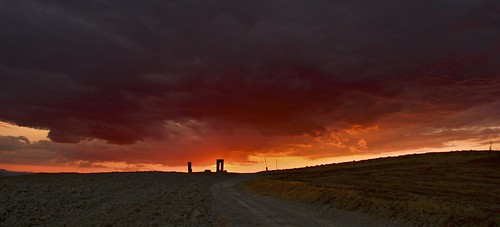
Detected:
[
  {"left": 243, "top": 150, "right": 500, "bottom": 226},
  {"left": 0, "top": 169, "right": 32, "bottom": 177}
]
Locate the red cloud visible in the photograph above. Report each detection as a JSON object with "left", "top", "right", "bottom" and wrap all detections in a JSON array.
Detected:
[{"left": 0, "top": 1, "right": 499, "bottom": 171}]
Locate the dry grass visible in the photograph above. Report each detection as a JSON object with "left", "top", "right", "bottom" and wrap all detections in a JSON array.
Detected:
[{"left": 242, "top": 151, "right": 500, "bottom": 226}]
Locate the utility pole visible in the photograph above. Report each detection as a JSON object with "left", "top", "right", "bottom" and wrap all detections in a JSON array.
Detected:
[
  {"left": 264, "top": 157, "right": 268, "bottom": 171},
  {"left": 276, "top": 158, "right": 278, "bottom": 171}
]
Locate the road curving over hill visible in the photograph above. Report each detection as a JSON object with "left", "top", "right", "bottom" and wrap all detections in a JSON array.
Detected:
[{"left": 210, "top": 174, "right": 396, "bottom": 227}]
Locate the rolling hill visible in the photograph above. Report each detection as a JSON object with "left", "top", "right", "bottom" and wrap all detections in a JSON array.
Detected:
[{"left": 243, "top": 151, "right": 500, "bottom": 226}]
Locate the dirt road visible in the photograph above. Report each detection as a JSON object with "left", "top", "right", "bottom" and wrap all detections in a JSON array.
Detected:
[{"left": 210, "top": 174, "right": 396, "bottom": 227}]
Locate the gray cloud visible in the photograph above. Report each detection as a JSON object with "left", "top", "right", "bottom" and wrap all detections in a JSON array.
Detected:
[
  {"left": 0, "top": 136, "right": 30, "bottom": 150},
  {"left": 0, "top": 0, "right": 499, "bottom": 146}
]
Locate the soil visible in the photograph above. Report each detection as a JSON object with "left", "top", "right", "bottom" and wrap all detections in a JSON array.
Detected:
[
  {"left": 0, "top": 172, "right": 229, "bottom": 226},
  {"left": 1, "top": 172, "right": 397, "bottom": 226}
]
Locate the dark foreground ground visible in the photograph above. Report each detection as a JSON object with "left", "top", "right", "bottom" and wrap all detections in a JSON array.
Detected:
[
  {"left": 1, "top": 151, "right": 498, "bottom": 226},
  {"left": 0, "top": 171, "right": 388, "bottom": 227},
  {"left": 0, "top": 172, "right": 231, "bottom": 226}
]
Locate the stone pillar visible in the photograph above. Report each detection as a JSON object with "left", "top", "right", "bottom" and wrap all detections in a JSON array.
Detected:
[
  {"left": 216, "top": 159, "right": 224, "bottom": 172},
  {"left": 188, "top": 162, "right": 192, "bottom": 173}
]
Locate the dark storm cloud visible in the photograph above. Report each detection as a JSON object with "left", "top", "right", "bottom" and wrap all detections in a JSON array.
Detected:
[{"left": 0, "top": 0, "right": 499, "bottom": 144}]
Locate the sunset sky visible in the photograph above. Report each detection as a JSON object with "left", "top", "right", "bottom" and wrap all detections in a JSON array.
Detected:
[{"left": 1, "top": 1, "right": 499, "bottom": 173}]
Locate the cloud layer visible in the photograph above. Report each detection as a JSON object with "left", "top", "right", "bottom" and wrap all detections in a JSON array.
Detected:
[{"left": 1, "top": 0, "right": 499, "bottom": 169}]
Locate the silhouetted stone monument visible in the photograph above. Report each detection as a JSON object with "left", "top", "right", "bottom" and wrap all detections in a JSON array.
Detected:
[
  {"left": 216, "top": 159, "right": 224, "bottom": 172},
  {"left": 188, "top": 162, "right": 192, "bottom": 173}
]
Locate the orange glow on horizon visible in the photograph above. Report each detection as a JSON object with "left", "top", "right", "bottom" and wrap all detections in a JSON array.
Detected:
[
  {"left": 1, "top": 122, "right": 497, "bottom": 174},
  {"left": 2, "top": 143, "right": 492, "bottom": 174}
]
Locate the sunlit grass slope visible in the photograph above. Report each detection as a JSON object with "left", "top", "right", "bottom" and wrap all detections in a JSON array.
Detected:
[{"left": 242, "top": 151, "right": 500, "bottom": 226}]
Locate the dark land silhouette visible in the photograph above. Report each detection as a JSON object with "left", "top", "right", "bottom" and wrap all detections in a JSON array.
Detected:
[
  {"left": 0, "top": 169, "right": 32, "bottom": 177},
  {"left": 1, "top": 151, "right": 498, "bottom": 226}
]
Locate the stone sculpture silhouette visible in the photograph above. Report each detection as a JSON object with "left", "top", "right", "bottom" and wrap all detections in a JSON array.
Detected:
[{"left": 216, "top": 159, "right": 224, "bottom": 172}]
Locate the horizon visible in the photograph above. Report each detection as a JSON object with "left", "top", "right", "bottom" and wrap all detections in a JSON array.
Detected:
[
  {"left": 1, "top": 148, "right": 496, "bottom": 174},
  {"left": 1, "top": 1, "right": 499, "bottom": 174}
]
